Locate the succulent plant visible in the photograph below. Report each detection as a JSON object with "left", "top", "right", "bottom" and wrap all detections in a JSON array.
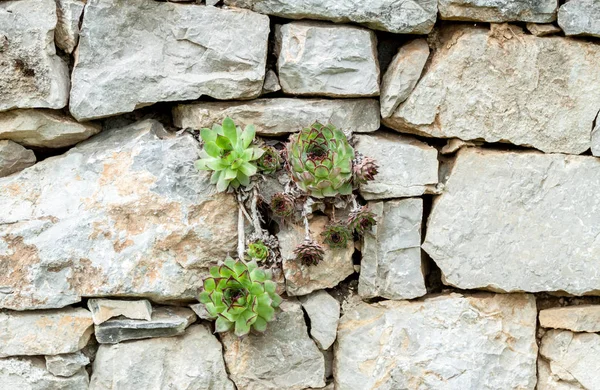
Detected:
[
  {"left": 286, "top": 122, "right": 355, "bottom": 198},
  {"left": 247, "top": 240, "right": 269, "bottom": 262},
  {"left": 348, "top": 206, "right": 377, "bottom": 235},
  {"left": 270, "top": 192, "right": 295, "bottom": 218},
  {"left": 293, "top": 238, "right": 325, "bottom": 266},
  {"left": 195, "top": 117, "right": 264, "bottom": 192},
  {"left": 353, "top": 153, "right": 379, "bottom": 185},
  {"left": 321, "top": 222, "right": 353, "bottom": 249},
  {"left": 257, "top": 146, "right": 282, "bottom": 174},
  {"left": 199, "top": 257, "right": 282, "bottom": 337}
]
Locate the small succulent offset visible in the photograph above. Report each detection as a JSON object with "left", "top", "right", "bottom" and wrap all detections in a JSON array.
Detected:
[
  {"left": 199, "top": 257, "right": 282, "bottom": 337},
  {"left": 257, "top": 146, "right": 282, "bottom": 174},
  {"left": 352, "top": 153, "right": 379, "bottom": 186},
  {"left": 294, "top": 238, "right": 325, "bottom": 266},
  {"left": 247, "top": 240, "right": 269, "bottom": 262},
  {"left": 195, "top": 117, "right": 264, "bottom": 192},
  {"left": 321, "top": 222, "right": 352, "bottom": 249},
  {"left": 348, "top": 205, "right": 377, "bottom": 236},
  {"left": 270, "top": 192, "right": 295, "bottom": 218}
]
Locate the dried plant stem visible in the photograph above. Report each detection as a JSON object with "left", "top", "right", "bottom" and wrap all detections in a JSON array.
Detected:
[
  {"left": 238, "top": 205, "right": 245, "bottom": 260},
  {"left": 302, "top": 211, "right": 311, "bottom": 241},
  {"left": 251, "top": 187, "right": 262, "bottom": 234},
  {"left": 351, "top": 195, "right": 358, "bottom": 209}
]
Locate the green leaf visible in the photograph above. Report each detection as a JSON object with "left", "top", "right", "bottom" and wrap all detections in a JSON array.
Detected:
[
  {"left": 237, "top": 171, "right": 250, "bottom": 187},
  {"left": 200, "top": 128, "right": 218, "bottom": 143},
  {"left": 216, "top": 175, "right": 230, "bottom": 192},
  {"left": 249, "top": 282, "right": 264, "bottom": 295},
  {"left": 215, "top": 316, "right": 234, "bottom": 333},
  {"left": 204, "top": 141, "right": 221, "bottom": 158},
  {"left": 234, "top": 316, "right": 251, "bottom": 337},
  {"left": 241, "top": 125, "right": 256, "bottom": 149},
  {"left": 222, "top": 117, "right": 237, "bottom": 146},
  {"left": 224, "top": 168, "right": 237, "bottom": 180},
  {"left": 216, "top": 134, "right": 233, "bottom": 151},
  {"left": 270, "top": 293, "right": 282, "bottom": 308},
  {"left": 204, "top": 302, "right": 218, "bottom": 317},
  {"left": 253, "top": 316, "right": 268, "bottom": 332},
  {"left": 264, "top": 280, "right": 276, "bottom": 294},
  {"left": 251, "top": 148, "right": 265, "bottom": 160},
  {"left": 195, "top": 159, "right": 209, "bottom": 171},
  {"left": 314, "top": 166, "right": 329, "bottom": 178},
  {"left": 198, "top": 291, "right": 210, "bottom": 304},
  {"left": 210, "top": 171, "right": 221, "bottom": 185},
  {"left": 239, "top": 162, "right": 257, "bottom": 177},
  {"left": 206, "top": 158, "right": 228, "bottom": 171},
  {"left": 257, "top": 304, "right": 275, "bottom": 321},
  {"left": 203, "top": 278, "right": 216, "bottom": 292},
  {"left": 212, "top": 124, "right": 224, "bottom": 135},
  {"left": 250, "top": 268, "right": 266, "bottom": 282}
]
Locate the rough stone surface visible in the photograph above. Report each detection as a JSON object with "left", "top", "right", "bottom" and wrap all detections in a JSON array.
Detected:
[
  {"left": 87, "top": 298, "right": 152, "bottom": 325},
  {"left": 526, "top": 22, "right": 561, "bottom": 36},
  {"left": 380, "top": 39, "right": 430, "bottom": 118},
  {"left": 0, "top": 0, "right": 69, "bottom": 112},
  {"left": 355, "top": 133, "right": 439, "bottom": 200},
  {"left": 262, "top": 70, "right": 281, "bottom": 95},
  {"left": 298, "top": 290, "right": 340, "bottom": 350},
  {"left": 592, "top": 119, "right": 600, "bottom": 157},
  {"left": 55, "top": 0, "right": 85, "bottom": 53},
  {"left": 539, "top": 330, "right": 600, "bottom": 390},
  {"left": 558, "top": 0, "right": 600, "bottom": 38},
  {"left": 0, "top": 308, "right": 93, "bottom": 358},
  {"left": 173, "top": 98, "right": 380, "bottom": 136},
  {"left": 0, "top": 110, "right": 101, "bottom": 148},
  {"left": 277, "top": 22, "right": 379, "bottom": 97},
  {"left": 384, "top": 25, "right": 600, "bottom": 154},
  {"left": 335, "top": 293, "right": 538, "bottom": 390},
  {"left": 540, "top": 305, "right": 600, "bottom": 333},
  {"left": 189, "top": 303, "right": 212, "bottom": 320},
  {"left": 0, "top": 140, "right": 35, "bottom": 178},
  {"left": 70, "top": 0, "right": 270, "bottom": 121},
  {"left": 0, "top": 120, "right": 237, "bottom": 310},
  {"left": 424, "top": 148, "right": 600, "bottom": 295},
  {"left": 90, "top": 324, "right": 234, "bottom": 390},
  {"left": 439, "top": 0, "right": 557, "bottom": 22},
  {"left": 222, "top": 299, "right": 325, "bottom": 390},
  {"left": 277, "top": 215, "right": 354, "bottom": 296},
  {"left": 45, "top": 352, "right": 90, "bottom": 378},
  {"left": 0, "top": 357, "right": 89, "bottom": 390},
  {"left": 224, "top": 0, "right": 437, "bottom": 34},
  {"left": 359, "top": 199, "right": 426, "bottom": 300}
]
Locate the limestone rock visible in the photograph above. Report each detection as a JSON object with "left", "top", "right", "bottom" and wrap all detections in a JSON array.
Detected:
[
  {"left": 0, "top": 110, "right": 101, "bottom": 148},
  {"left": 87, "top": 298, "right": 152, "bottom": 325},
  {"left": 277, "top": 215, "right": 354, "bottom": 296},
  {"left": 277, "top": 22, "right": 379, "bottom": 97},
  {"left": 355, "top": 133, "right": 438, "bottom": 200},
  {"left": 90, "top": 325, "right": 234, "bottom": 390},
  {"left": 55, "top": 0, "right": 85, "bottom": 53},
  {"left": 223, "top": 0, "right": 437, "bottom": 34},
  {"left": 526, "top": 23, "right": 562, "bottom": 36},
  {"left": 95, "top": 306, "right": 196, "bottom": 344},
  {"left": 424, "top": 148, "right": 600, "bottom": 295},
  {"left": 189, "top": 303, "right": 212, "bottom": 320},
  {"left": 539, "top": 330, "right": 600, "bottom": 389},
  {"left": 380, "top": 39, "right": 430, "bottom": 118},
  {"left": 262, "top": 70, "right": 281, "bottom": 95},
  {"left": 359, "top": 199, "right": 426, "bottom": 300},
  {"left": 222, "top": 300, "right": 325, "bottom": 390},
  {"left": 0, "top": 140, "right": 35, "bottom": 178},
  {"left": 439, "top": 0, "right": 557, "bottom": 22},
  {"left": 173, "top": 98, "right": 380, "bottom": 136},
  {"left": 384, "top": 25, "right": 600, "bottom": 154},
  {"left": 335, "top": 293, "right": 538, "bottom": 390},
  {"left": 558, "top": 0, "right": 600, "bottom": 38},
  {"left": 540, "top": 305, "right": 600, "bottom": 333},
  {"left": 45, "top": 352, "right": 90, "bottom": 378},
  {"left": 0, "top": 357, "right": 89, "bottom": 390},
  {"left": 592, "top": 119, "right": 600, "bottom": 157},
  {"left": 70, "top": 0, "right": 269, "bottom": 121},
  {"left": 0, "top": 0, "right": 69, "bottom": 111},
  {"left": 0, "top": 120, "right": 237, "bottom": 310},
  {"left": 299, "top": 290, "right": 340, "bottom": 350},
  {"left": 0, "top": 308, "right": 93, "bottom": 357}
]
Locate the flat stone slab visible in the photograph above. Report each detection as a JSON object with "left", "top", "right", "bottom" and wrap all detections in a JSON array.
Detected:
[
  {"left": 45, "top": 352, "right": 90, "bottom": 378},
  {"left": 525, "top": 23, "right": 561, "bottom": 36},
  {"left": 424, "top": 148, "right": 600, "bottom": 295},
  {"left": 88, "top": 298, "right": 152, "bottom": 325},
  {"left": 0, "top": 357, "right": 89, "bottom": 389},
  {"left": 70, "top": 0, "right": 269, "bottom": 120},
  {"left": 558, "top": 0, "right": 600, "bottom": 38},
  {"left": 439, "top": 0, "right": 557, "bottom": 22},
  {"left": 384, "top": 25, "right": 600, "bottom": 154},
  {"left": 173, "top": 98, "right": 380, "bottom": 136},
  {"left": 540, "top": 305, "right": 600, "bottom": 333},
  {"left": 299, "top": 290, "right": 340, "bottom": 350},
  {"left": 0, "top": 140, "right": 35, "bottom": 178},
  {"left": 335, "top": 293, "right": 537, "bottom": 390}
]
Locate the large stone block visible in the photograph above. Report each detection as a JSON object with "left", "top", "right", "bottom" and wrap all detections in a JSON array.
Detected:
[
  {"left": 540, "top": 305, "right": 600, "bottom": 333},
  {"left": 0, "top": 357, "right": 89, "bottom": 390},
  {"left": 70, "top": 0, "right": 269, "bottom": 120},
  {"left": 558, "top": 0, "right": 600, "bottom": 38},
  {"left": 298, "top": 290, "right": 340, "bottom": 350},
  {"left": 439, "top": 0, "right": 557, "bottom": 22}
]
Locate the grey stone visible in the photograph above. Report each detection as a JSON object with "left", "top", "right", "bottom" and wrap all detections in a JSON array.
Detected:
[
  {"left": 87, "top": 298, "right": 153, "bottom": 325},
  {"left": 439, "top": 0, "right": 557, "bottom": 22},
  {"left": 95, "top": 306, "right": 196, "bottom": 344},
  {"left": 0, "top": 308, "right": 93, "bottom": 357},
  {"left": 440, "top": 138, "right": 478, "bottom": 155},
  {"left": 424, "top": 148, "right": 600, "bottom": 295},
  {"left": 539, "top": 330, "right": 600, "bottom": 390},
  {"left": 540, "top": 305, "right": 600, "bottom": 333},
  {"left": 55, "top": 0, "right": 85, "bottom": 53},
  {"left": 0, "top": 120, "right": 237, "bottom": 310},
  {"left": 526, "top": 23, "right": 562, "bottom": 36},
  {"left": 0, "top": 0, "right": 69, "bottom": 112},
  {"left": 222, "top": 299, "right": 325, "bottom": 390},
  {"left": 558, "top": 0, "right": 600, "bottom": 38},
  {"left": 90, "top": 324, "right": 234, "bottom": 390},
  {"left": 223, "top": 0, "right": 437, "bottom": 34},
  {"left": 335, "top": 293, "right": 538, "bottom": 390},
  {"left": 0, "top": 140, "right": 35, "bottom": 178},
  {"left": 189, "top": 303, "right": 212, "bottom": 320},
  {"left": 359, "top": 199, "right": 426, "bottom": 300},
  {"left": 384, "top": 25, "right": 600, "bottom": 154},
  {"left": 45, "top": 352, "right": 90, "bottom": 378},
  {"left": 0, "top": 110, "right": 101, "bottom": 148},
  {"left": 380, "top": 39, "right": 430, "bottom": 118},
  {"left": 592, "top": 118, "right": 600, "bottom": 157},
  {"left": 299, "top": 290, "right": 340, "bottom": 350},
  {"left": 173, "top": 98, "right": 380, "bottom": 136},
  {"left": 0, "top": 357, "right": 89, "bottom": 390},
  {"left": 70, "top": 0, "right": 270, "bottom": 121},
  {"left": 277, "top": 22, "right": 379, "bottom": 97},
  {"left": 206, "top": 0, "right": 221, "bottom": 5},
  {"left": 355, "top": 133, "right": 439, "bottom": 200},
  {"left": 262, "top": 70, "right": 281, "bottom": 95}
]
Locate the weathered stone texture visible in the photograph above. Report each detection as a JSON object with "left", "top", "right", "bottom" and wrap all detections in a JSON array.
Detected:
[
  {"left": 335, "top": 293, "right": 537, "bottom": 390},
  {"left": 558, "top": 0, "right": 600, "bottom": 38},
  {"left": 45, "top": 352, "right": 89, "bottom": 378},
  {"left": 540, "top": 305, "right": 600, "bottom": 333},
  {"left": 424, "top": 148, "right": 600, "bottom": 295},
  {"left": 173, "top": 98, "right": 380, "bottom": 136},
  {"left": 593, "top": 119, "right": 600, "bottom": 157},
  {"left": 525, "top": 22, "right": 561, "bottom": 36},
  {"left": 0, "top": 357, "right": 89, "bottom": 390},
  {"left": 277, "top": 22, "right": 379, "bottom": 97},
  {"left": 88, "top": 298, "right": 152, "bottom": 325},
  {"left": 70, "top": 0, "right": 270, "bottom": 120},
  {"left": 439, "top": 0, "right": 557, "bottom": 22},
  {"left": 55, "top": 0, "right": 85, "bottom": 53},
  {"left": 0, "top": 140, "right": 35, "bottom": 178},
  {"left": 298, "top": 290, "right": 340, "bottom": 350},
  {"left": 384, "top": 25, "right": 600, "bottom": 154},
  {"left": 0, "top": 120, "right": 237, "bottom": 310}
]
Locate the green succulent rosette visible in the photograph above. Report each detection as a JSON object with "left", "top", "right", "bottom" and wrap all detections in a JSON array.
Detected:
[{"left": 247, "top": 241, "right": 269, "bottom": 262}]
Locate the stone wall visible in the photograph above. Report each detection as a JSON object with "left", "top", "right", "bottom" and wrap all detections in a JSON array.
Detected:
[{"left": 1, "top": 0, "right": 600, "bottom": 389}]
